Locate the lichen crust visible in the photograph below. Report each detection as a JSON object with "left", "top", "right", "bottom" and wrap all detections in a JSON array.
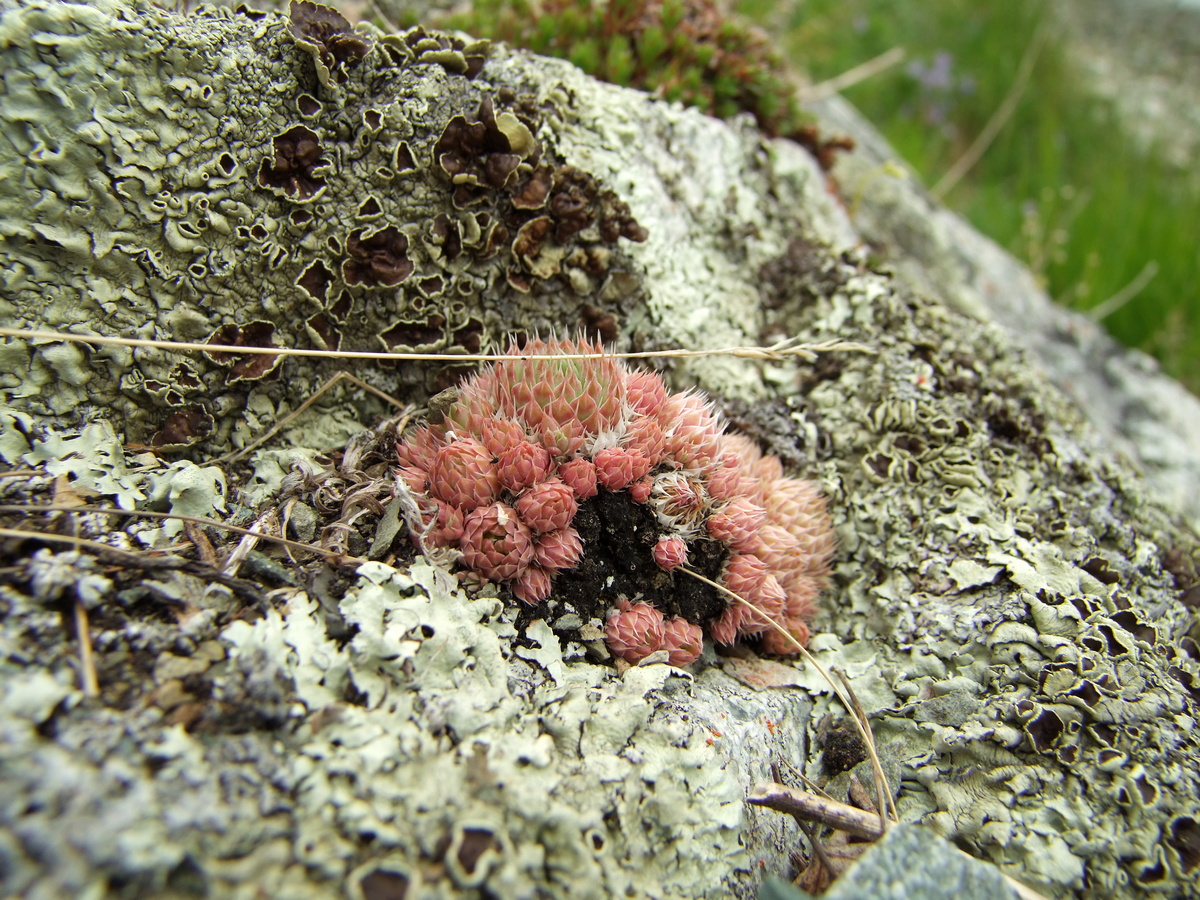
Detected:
[
  {"left": 0, "top": 0, "right": 654, "bottom": 450},
  {"left": 759, "top": 246, "right": 1200, "bottom": 898},
  {"left": 0, "top": 552, "right": 814, "bottom": 898}
]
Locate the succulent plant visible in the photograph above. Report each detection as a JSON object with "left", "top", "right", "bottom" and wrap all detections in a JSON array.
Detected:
[
  {"left": 515, "top": 477, "right": 578, "bottom": 533},
  {"left": 459, "top": 502, "right": 535, "bottom": 581},
  {"left": 496, "top": 440, "right": 553, "bottom": 493},
  {"left": 605, "top": 599, "right": 667, "bottom": 663},
  {"left": 593, "top": 446, "right": 652, "bottom": 491},
  {"left": 558, "top": 456, "right": 599, "bottom": 499},
  {"left": 427, "top": 437, "right": 500, "bottom": 510},
  {"left": 652, "top": 535, "right": 688, "bottom": 571},
  {"left": 661, "top": 616, "right": 704, "bottom": 667},
  {"left": 512, "top": 563, "right": 553, "bottom": 605},
  {"left": 534, "top": 526, "right": 584, "bottom": 572},
  {"left": 394, "top": 335, "right": 834, "bottom": 666}
]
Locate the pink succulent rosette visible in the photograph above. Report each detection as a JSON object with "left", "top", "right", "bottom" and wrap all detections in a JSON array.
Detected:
[
  {"left": 604, "top": 600, "right": 666, "bottom": 664},
  {"left": 423, "top": 500, "right": 464, "bottom": 548},
  {"left": 394, "top": 335, "right": 834, "bottom": 665},
  {"left": 534, "top": 527, "right": 584, "bottom": 572},
  {"left": 652, "top": 535, "right": 688, "bottom": 571},
  {"left": 593, "top": 447, "right": 651, "bottom": 491},
  {"left": 459, "top": 503, "right": 534, "bottom": 582},
  {"left": 557, "top": 457, "right": 598, "bottom": 499},
  {"left": 515, "top": 478, "right": 577, "bottom": 533},
  {"left": 661, "top": 617, "right": 704, "bottom": 667},
  {"left": 512, "top": 565, "right": 552, "bottom": 605},
  {"left": 428, "top": 438, "right": 500, "bottom": 511},
  {"left": 496, "top": 440, "right": 553, "bottom": 493}
]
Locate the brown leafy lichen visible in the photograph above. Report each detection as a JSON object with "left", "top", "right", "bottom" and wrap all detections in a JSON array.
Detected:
[{"left": 288, "top": 0, "right": 373, "bottom": 86}]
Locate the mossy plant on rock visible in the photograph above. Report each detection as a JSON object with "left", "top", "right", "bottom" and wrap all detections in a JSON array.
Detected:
[{"left": 442, "top": 0, "right": 816, "bottom": 140}]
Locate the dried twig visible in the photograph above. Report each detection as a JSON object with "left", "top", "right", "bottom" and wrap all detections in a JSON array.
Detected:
[
  {"left": 748, "top": 783, "right": 1054, "bottom": 900},
  {"left": 747, "top": 782, "right": 884, "bottom": 840},
  {"left": 210, "top": 372, "right": 410, "bottom": 466},
  {"left": 0, "top": 526, "right": 270, "bottom": 604},
  {"left": 0, "top": 504, "right": 364, "bottom": 567},
  {"left": 678, "top": 564, "right": 897, "bottom": 836},
  {"left": 73, "top": 600, "right": 99, "bottom": 698},
  {"left": 222, "top": 508, "right": 277, "bottom": 578}
]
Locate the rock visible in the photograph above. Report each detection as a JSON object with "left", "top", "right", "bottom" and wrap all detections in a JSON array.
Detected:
[
  {"left": 0, "top": 2, "right": 1197, "bottom": 900},
  {"left": 808, "top": 93, "right": 1200, "bottom": 530},
  {"left": 759, "top": 824, "right": 1022, "bottom": 900}
]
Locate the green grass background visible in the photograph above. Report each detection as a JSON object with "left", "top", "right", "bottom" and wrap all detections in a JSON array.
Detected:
[{"left": 736, "top": 0, "right": 1200, "bottom": 392}]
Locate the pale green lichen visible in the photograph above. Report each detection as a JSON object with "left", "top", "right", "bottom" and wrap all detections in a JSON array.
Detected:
[
  {"left": 1, "top": 1, "right": 1198, "bottom": 898},
  {"left": 18, "top": 418, "right": 147, "bottom": 509},
  {"left": 0, "top": 407, "right": 35, "bottom": 464},
  {"left": 0, "top": 0, "right": 841, "bottom": 451},
  {"left": 141, "top": 460, "right": 228, "bottom": 543},
  {"left": 0, "top": 0, "right": 668, "bottom": 450},
  {"left": 4, "top": 414, "right": 227, "bottom": 537},
  {"left": 0, "top": 553, "right": 812, "bottom": 898},
  {"left": 757, "top": 252, "right": 1200, "bottom": 897},
  {"left": 242, "top": 446, "right": 334, "bottom": 508}
]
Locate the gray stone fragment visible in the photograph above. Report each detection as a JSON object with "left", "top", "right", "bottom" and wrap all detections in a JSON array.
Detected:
[{"left": 760, "top": 824, "right": 1021, "bottom": 900}]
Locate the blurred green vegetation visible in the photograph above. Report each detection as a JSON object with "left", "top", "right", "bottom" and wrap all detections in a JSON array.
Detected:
[{"left": 736, "top": 0, "right": 1200, "bottom": 392}]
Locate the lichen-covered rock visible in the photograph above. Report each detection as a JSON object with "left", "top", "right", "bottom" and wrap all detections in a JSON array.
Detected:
[
  {"left": 807, "top": 93, "right": 1200, "bottom": 529},
  {"left": 762, "top": 823, "right": 1023, "bottom": 900},
  {"left": 1, "top": 2, "right": 1198, "bottom": 900},
  {"left": 0, "top": 553, "right": 810, "bottom": 899},
  {"left": 766, "top": 255, "right": 1200, "bottom": 894},
  {"left": 0, "top": 0, "right": 650, "bottom": 451}
]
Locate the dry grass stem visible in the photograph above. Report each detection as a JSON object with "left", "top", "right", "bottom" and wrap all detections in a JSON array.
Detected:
[
  {"left": 73, "top": 600, "right": 99, "bottom": 698},
  {"left": 799, "top": 46, "right": 906, "bottom": 103},
  {"left": 677, "top": 564, "right": 896, "bottom": 834},
  {"left": 834, "top": 668, "right": 898, "bottom": 823},
  {"left": 0, "top": 326, "right": 873, "bottom": 365},
  {"left": 796, "top": 819, "right": 837, "bottom": 879},
  {"left": 1085, "top": 260, "right": 1159, "bottom": 322},
  {"left": 0, "top": 504, "right": 364, "bottom": 567},
  {"left": 931, "top": 18, "right": 1048, "bottom": 200},
  {"left": 210, "top": 372, "right": 411, "bottom": 466},
  {"left": 0, "top": 525, "right": 265, "bottom": 601}
]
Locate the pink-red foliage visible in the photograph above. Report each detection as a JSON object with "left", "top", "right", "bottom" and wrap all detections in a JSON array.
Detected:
[{"left": 394, "top": 335, "right": 834, "bottom": 666}]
